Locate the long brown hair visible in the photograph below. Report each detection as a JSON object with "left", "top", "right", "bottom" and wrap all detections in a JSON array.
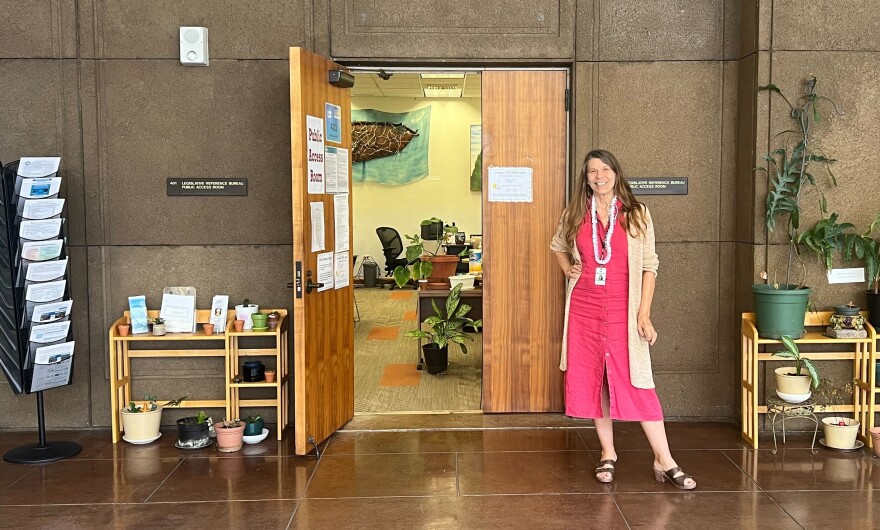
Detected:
[{"left": 560, "top": 149, "right": 648, "bottom": 250}]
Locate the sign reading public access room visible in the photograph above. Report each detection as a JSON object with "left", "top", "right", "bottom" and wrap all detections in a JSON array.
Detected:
[
  {"left": 628, "top": 178, "right": 688, "bottom": 195},
  {"left": 167, "top": 178, "right": 248, "bottom": 196}
]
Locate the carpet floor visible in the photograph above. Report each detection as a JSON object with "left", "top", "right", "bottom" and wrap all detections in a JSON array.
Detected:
[{"left": 354, "top": 287, "right": 482, "bottom": 413}]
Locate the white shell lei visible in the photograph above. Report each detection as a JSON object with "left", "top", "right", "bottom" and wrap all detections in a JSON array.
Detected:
[{"left": 591, "top": 195, "right": 618, "bottom": 265}]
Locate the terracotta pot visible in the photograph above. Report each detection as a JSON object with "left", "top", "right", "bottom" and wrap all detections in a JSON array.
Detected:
[
  {"left": 202, "top": 323, "right": 214, "bottom": 336},
  {"left": 265, "top": 370, "right": 276, "bottom": 383},
  {"left": 215, "top": 422, "right": 245, "bottom": 453},
  {"left": 117, "top": 324, "right": 131, "bottom": 337},
  {"left": 425, "top": 255, "right": 460, "bottom": 283},
  {"left": 869, "top": 427, "right": 880, "bottom": 458},
  {"left": 233, "top": 319, "right": 245, "bottom": 332}
]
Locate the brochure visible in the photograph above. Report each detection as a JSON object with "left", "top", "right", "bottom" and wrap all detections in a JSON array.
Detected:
[
  {"left": 30, "top": 341, "right": 74, "bottom": 392},
  {"left": 20, "top": 219, "right": 62, "bottom": 241},
  {"left": 22, "top": 199, "right": 64, "bottom": 220},
  {"left": 17, "top": 157, "right": 60, "bottom": 178},
  {"left": 18, "top": 177, "right": 61, "bottom": 199},
  {"left": 34, "top": 341, "right": 74, "bottom": 364},
  {"left": 21, "top": 239, "right": 63, "bottom": 262},
  {"left": 31, "top": 300, "right": 73, "bottom": 323},
  {"left": 209, "top": 295, "right": 229, "bottom": 333},
  {"left": 128, "top": 295, "right": 149, "bottom": 334},
  {"left": 29, "top": 320, "right": 71, "bottom": 344},
  {"left": 160, "top": 293, "right": 196, "bottom": 333},
  {"left": 25, "top": 280, "right": 65, "bottom": 303},
  {"left": 25, "top": 259, "right": 68, "bottom": 282}
]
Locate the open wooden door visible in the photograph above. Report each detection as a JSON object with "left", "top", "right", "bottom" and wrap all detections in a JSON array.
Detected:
[
  {"left": 482, "top": 70, "right": 568, "bottom": 412},
  {"left": 289, "top": 48, "right": 354, "bottom": 455}
]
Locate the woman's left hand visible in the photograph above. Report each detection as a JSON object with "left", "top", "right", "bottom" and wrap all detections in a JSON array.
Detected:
[{"left": 638, "top": 314, "right": 657, "bottom": 345}]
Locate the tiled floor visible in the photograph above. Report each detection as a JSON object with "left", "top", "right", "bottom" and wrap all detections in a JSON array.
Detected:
[{"left": 1, "top": 421, "right": 879, "bottom": 529}]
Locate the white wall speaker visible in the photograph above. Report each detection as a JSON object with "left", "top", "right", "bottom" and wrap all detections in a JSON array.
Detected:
[{"left": 179, "top": 27, "right": 209, "bottom": 66}]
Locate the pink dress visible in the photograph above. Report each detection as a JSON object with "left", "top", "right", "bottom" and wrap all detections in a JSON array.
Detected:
[{"left": 565, "top": 206, "right": 663, "bottom": 421}]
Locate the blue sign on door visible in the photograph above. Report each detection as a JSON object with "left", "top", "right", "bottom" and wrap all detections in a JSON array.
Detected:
[{"left": 325, "top": 103, "right": 341, "bottom": 144}]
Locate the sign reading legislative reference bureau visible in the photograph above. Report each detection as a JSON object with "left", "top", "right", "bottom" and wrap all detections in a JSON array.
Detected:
[
  {"left": 167, "top": 178, "right": 248, "bottom": 196},
  {"left": 628, "top": 177, "right": 688, "bottom": 195}
]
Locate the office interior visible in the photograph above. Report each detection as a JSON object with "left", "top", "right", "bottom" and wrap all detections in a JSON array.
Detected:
[{"left": 350, "top": 71, "right": 483, "bottom": 414}]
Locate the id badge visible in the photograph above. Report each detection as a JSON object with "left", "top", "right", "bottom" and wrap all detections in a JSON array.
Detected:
[{"left": 595, "top": 266, "right": 607, "bottom": 286}]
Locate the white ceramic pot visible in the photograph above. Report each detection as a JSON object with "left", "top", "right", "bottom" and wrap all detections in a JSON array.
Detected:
[
  {"left": 822, "top": 417, "right": 860, "bottom": 449},
  {"left": 774, "top": 367, "right": 812, "bottom": 399},
  {"left": 120, "top": 407, "right": 162, "bottom": 442},
  {"left": 449, "top": 274, "right": 476, "bottom": 291},
  {"left": 235, "top": 304, "right": 259, "bottom": 331}
]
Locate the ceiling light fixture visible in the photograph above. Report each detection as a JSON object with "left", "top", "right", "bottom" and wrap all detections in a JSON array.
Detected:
[{"left": 423, "top": 85, "right": 463, "bottom": 98}]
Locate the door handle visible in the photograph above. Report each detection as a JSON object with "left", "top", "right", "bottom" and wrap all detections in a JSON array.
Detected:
[{"left": 306, "top": 278, "right": 324, "bottom": 294}]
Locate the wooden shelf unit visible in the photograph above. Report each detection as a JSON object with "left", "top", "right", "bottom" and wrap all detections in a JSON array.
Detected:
[
  {"left": 108, "top": 309, "right": 289, "bottom": 443},
  {"left": 740, "top": 311, "right": 877, "bottom": 450},
  {"left": 226, "top": 311, "right": 289, "bottom": 441}
]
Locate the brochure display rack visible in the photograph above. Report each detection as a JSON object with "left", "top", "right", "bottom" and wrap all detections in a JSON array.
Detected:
[{"left": 1, "top": 159, "right": 81, "bottom": 464}]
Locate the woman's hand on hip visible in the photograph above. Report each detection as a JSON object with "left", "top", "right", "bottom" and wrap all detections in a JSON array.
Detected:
[
  {"left": 637, "top": 314, "right": 657, "bottom": 345},
  {"left": 566, "top": 261, "right": 582, "bottom": 279}
]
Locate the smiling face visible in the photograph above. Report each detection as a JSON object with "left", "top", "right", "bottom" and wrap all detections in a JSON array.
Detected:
[{"left": 586, "top": 157, "right": 617, "bottom": 197}]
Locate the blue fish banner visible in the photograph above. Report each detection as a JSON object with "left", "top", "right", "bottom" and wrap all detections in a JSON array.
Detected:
[{"left": 351, "top": 106, "right": 431, "bottom": 185}]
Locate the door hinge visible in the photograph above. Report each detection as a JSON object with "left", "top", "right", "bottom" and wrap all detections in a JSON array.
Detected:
[{"left": 564, "top": 88, "right": 571, "bottom": 112}]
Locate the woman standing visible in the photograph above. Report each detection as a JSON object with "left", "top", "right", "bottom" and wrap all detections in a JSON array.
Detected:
[{"left": 550, "top": 149, "right": 696, "bottom": 490}]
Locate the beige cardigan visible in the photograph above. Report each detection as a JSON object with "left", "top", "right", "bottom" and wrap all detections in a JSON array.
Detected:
[{"left": 550, "top": 206, "right": 659, "bottom": 389}]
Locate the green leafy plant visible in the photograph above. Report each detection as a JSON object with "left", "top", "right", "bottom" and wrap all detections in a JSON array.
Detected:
[
  {"left": 797, "top": 213, "right": 858, "bottom": 271},
  {"left": 757, "top": 75, "right": 842, "bottom": 289},
  {"left": 405, "top": 284, "right": 483, "bottom": 352},
  {"left": 858, "top": 213, "right": 880, "bottom": 294},
  {"left": 392, "top": 218, "right": 458, "bottom": 288},
  {"left": 219, "top": 417, "right": 241, "bottom": 428},
  {"left": 244, "top": 415, "right": 262, "bottom": 424},
  {"left": 126, "top": 395, "right": 186, "bottom": 413},
  {"left": 773, "top": 335, "right": 819, "bottom": 389},
  {"left": 195, "top": 410, "right": 209, "bottom": 424},
  {"left": 149, "top": 317, "right": 165, "bottom": 325}
]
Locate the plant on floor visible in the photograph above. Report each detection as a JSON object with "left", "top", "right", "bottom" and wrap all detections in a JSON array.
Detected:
[
  {"left": 772, "top": 335, "right": 819, "bottom": 402},
  {"left": 176, "top": 410, "right": 211, "bottom": 449},
  {"left": 244, "top": 414, "right": 264, "bottom": 436},
  {"left": 215, "top": 417, "right": 245, "bottom": 453},
  {"left": 405, "top": 283, "right": 483, "bottom": 374},
  {"left": 120, "top": 395, "right": 186, "bottom": 443},
  {"left": 393, "top": 218, "right": 460, "bottom": 288}
]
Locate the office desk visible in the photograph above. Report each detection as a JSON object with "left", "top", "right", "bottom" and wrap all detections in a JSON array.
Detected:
[{"left": 415, "top": 288, "right": 483, "bottom": 370}]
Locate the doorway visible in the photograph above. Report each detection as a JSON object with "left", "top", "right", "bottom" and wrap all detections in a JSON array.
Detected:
[{"left": 349, "top": 70, "right": 484, "bottom": 414}]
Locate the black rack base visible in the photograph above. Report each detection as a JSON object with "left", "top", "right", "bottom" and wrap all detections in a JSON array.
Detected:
[{"left": 4, "top": 440, "right": 81, "bottom": 464}]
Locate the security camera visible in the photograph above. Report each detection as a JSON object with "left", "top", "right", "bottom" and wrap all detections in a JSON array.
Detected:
[
  {"left": 328, "top": 70, "right": 355, "bottom": 88},
  {"left": 377, "top": 70, "right": 393, "bottom": 81}
]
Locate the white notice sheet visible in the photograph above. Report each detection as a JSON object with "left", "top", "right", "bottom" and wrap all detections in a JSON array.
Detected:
[
  {"left": 306, "top": 115, "right": 325, "bottom": 194},
  {"left": 334, "top": 193, "right": 349, "bottom": 252},
  {"left": 21, "top": 240, "right": 63, "bottom": 262},
  {"left": 18, "top": 157, "right": 61, "bottom": 178},
  {"left": 317, "top": 252, "right": 333, "bottom": 292},
  {"left": 32, "top": 300, "right": 73, "bottom": 323},
  {"left": 325, "top": 147, "right": 338, "bottom": 193},
  {"left": 310, "top": 202, "right": 325, "bottom": 252},
  {"left": 20, "top": 219, "right": 62, "bottom": 241},
  {"left": 25, "top": 280, "right": 65, "bottom": 303},
  {"left": 22, "top": 199, "right": 64, "bottom": 220},
  {"left": 20, "top": 177, "right": 62, "bottom": 199},
  {"left": 26, "top": 258, "right": 67, "bottom": 282},
  {"left": 160, "top": 293, "right": 196, "bottom": 333},
  {"left": 488, "top": 166, "right": 533, "bottom": 202},
  {"left": 30, "top": 321, "right": 71, "bottom": 344},
  {"left": 30, "top": 341, "right": 74, "bottom": 392},
  {"left": 336, "top": 148, "right": 350, "bottom": 193},
  {"left": 334, "top": 250, "right": 350, "bottom": 289}
]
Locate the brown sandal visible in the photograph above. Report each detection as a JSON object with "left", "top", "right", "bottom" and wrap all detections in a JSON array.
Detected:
[
  {"left": 595, "top": 459, "right": 616, "bottom": 483},
  {"left": 653, "top": 466, "right": 696, "bottom": 490}
]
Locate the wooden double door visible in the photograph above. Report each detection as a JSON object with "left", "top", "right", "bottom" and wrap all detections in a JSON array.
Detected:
[{"left": 290, "top": 49, "right": 568, "bottom": 455}]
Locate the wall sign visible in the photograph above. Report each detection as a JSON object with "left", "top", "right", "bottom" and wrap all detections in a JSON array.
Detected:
[
  {"left": 628, "top": 177, "right": 688, "bottom": 195},
  {"left": 167, "top": 178, "right": 248, "bottom": 196}
]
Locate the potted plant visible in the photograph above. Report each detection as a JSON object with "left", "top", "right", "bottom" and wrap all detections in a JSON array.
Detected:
[
  {"left": 176, "top": 410, "right": 211, "bottom": 449},
  {"left": 812, "top": 378, "right": 860, "bottom": 450},
  {"left": 243, "top": 415, "right": 264, "bottom": 436},
  {"left": 858, "top": 213, "right": 880, "bottom": 327},
  {"left": 215, "top": 417, "right": 246, "bottom": 452},
  {"left": 264, "top": 369, "right": 276, "bottom": 383},
  {"left": 393, "top": 218, "right": 461, "bottom": 289},
  {"left": 405, "top": 283, "right": 483, "bottom": 374},
  {"left": 771, "top": 335, "right": 819, "bottom": 402},
  {"left": 753, "top": 75, "right": 841, "bottom": 339},
  {"left": 150, "top": 317, "right": 166, "bottom": 336},
  {"left": 120, "top": 395, "right": 186, "bottom": 443}
]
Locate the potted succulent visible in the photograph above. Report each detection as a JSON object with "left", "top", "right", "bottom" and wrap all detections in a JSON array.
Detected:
[
  {"left": 150, "top": 317, "right": 166, "bottom": 336},
  {"left": 812, "top": 378, "right": 860, "bottom": 450},
  {"left": 753, "top": 75, "right": 841, "bottom": 339},
  {"left": 771, "top": 335, "right": 819, "bottom": 402},
  {"left": 393, "top": 217, "right": 461, "bottom": 289},
  {"left": 215, "top": 417, "right": 245, "bottom": 453},
  {"left": 176, "top": 411, "right": 211, "bottom": 449},
  {"left": 405, "top": 283, "right": 482, "bottom": 374},
  {"left": 243, "top": 415, "right": 264, "bottom": 436},
  {"left": 120, "top": 395, "right": 186, "bottom": 443}
]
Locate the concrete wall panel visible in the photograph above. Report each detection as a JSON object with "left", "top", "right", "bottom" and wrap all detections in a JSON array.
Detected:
[
  {"left": 329, "top": 0, "right": 576, "bottom": 60},
  {"left": 773, "top": 1, "right": 880, "bottom": 52},
  {"left": 0, "top": 1, "right": 77, "bottom": 59}
]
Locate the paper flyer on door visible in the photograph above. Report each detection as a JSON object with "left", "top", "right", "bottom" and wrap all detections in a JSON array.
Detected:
[
  {"left": 317, "top": 252, "right": 333, "bottom": 292},
  {"left": 306, "top": 115, "right": 325, "bottom": 194}
]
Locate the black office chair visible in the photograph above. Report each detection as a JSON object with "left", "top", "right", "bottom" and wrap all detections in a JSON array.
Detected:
[{"left": 376, "top": 226, "right": 414, "bottom": 289}]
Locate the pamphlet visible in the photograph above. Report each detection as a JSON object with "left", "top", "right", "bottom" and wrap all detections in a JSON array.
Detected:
[
  {"left": 334, "top": 250, "right": 350, "bottom": 289},
  {"left": 160, "top": 293, "right": 196, "bottom": 333},
  {"left": 29, "top": 320, "right": 71, "bottom": 344},
  {"left": 20, "top": 219, "right": 62, "bottom": 241},
  {"left": 18, "top": 177, "right": 62, "bottom": 199},
  {"left": 31, "top": 300, "right": 73, "bottom": 323},
  {"left": 21, "top": 239, "right": 63, "bottom": 262},
  {"left": 209, "top": 295, "right": 229, "bottom": 333},
  {"left": 26, "top": 258, "right": 67, "bottom": 282},
  {"left": 25, "top": 280, "right": 65, "bottom": 303},
  {"left": 22, "top": 199, "right": 64, "bottom": 220},
  {"left": 128, "top": 295, "right": 149, "bottom": 334},
  {"left": 34, "top": 341, "right": 74, "bottom": 364},
  {"left": 17, "top": 157, "right": 60, "bottom": 178},
  {"left": 30, "top": 341, "right": 74, "bottom": 392},
  {"left": 317, "top": 251, "right": 333, "bottom": 292}
]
